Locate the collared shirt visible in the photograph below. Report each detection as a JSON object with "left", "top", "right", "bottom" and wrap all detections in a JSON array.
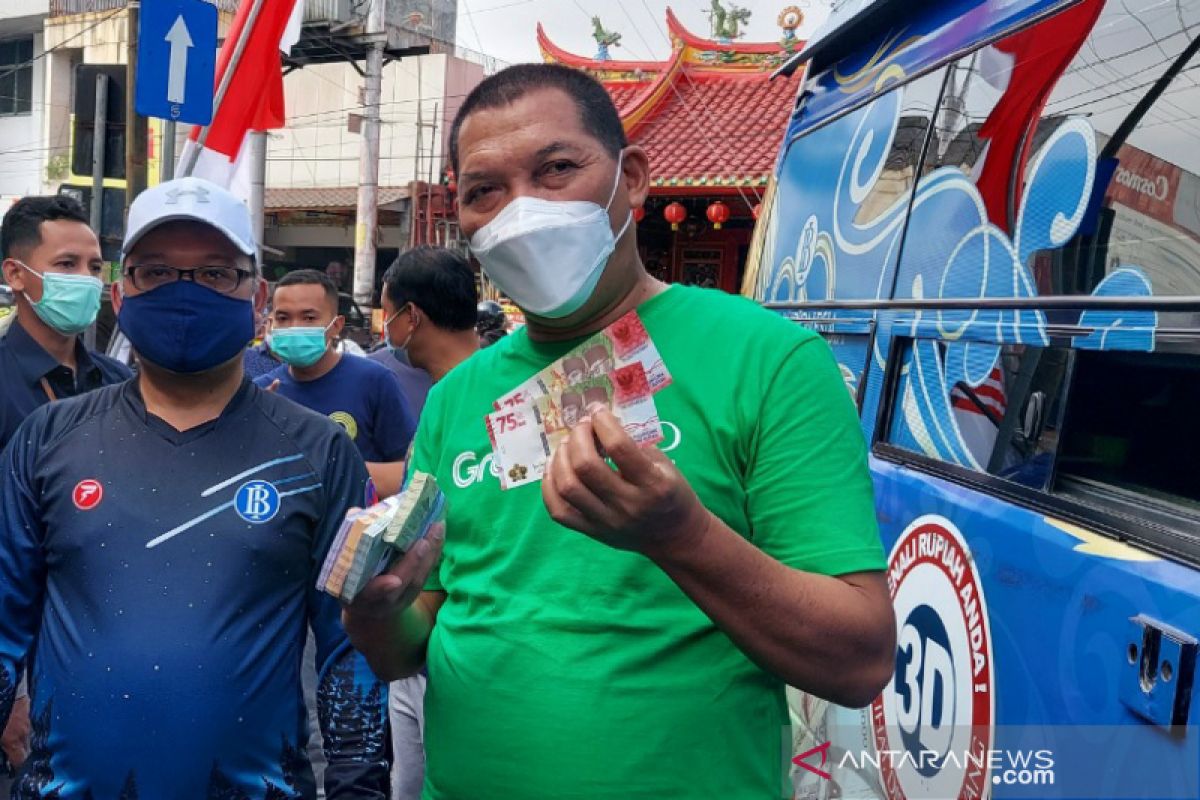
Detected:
[{"left": 0, "top": 319, "right": 132, "bottom": 451}]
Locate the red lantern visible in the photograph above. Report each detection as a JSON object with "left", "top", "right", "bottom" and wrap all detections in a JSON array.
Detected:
[
  {"left": 706, "top": 200, "right": 730, "bottom": 230},
  {"left": 633, "top": 205, "right": 646, "bottom": 223},
  {"left": 664, "top": 202, "right": 687, "bottom": 231},
  {"left": 752, "top": 202, "right": 762, "bottom": 220}
]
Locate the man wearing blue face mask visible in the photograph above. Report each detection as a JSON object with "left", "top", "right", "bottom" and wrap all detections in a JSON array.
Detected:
[
  {"left": 0, "top": 177, "right": 399, "bottom": 799},
  {"left": 0, "top": 196, "right": 132, "bottom": 451},
  {"left": 345, "top": 64, "right": 896, "bottom": 799},
  {"left": 256, "top": 269, "right": 417, "bottom": 500},
  {"left": 379, "top": 246, "right": 480, "bottom": 387},
  {"left": 376, "top": 245, "right": 478, "bottom": 800}
]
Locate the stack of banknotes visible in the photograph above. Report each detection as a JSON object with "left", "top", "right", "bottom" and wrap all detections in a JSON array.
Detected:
[
  {"left": 317, "top": 471, "right": 445, "bottom": 602},
  {"left": 486, "top": 309, "right": 674, "bottom": 490}
]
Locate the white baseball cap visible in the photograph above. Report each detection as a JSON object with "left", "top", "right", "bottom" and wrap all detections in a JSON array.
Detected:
[{"left": 122, "top": 176, "right": 256, "bottom": 258}]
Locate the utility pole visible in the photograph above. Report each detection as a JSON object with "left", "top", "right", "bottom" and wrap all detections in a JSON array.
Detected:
[
  {"left": 125, "top": 1, "right": 149, "bottom": 211},
  {"left": 352, "top": 0, "right": 386, "bottom": 311},
  {"left": 427, "top": 101, "right": 438, "bottom": 245},
  {"left": 89, "top": 73, "right": 109, "bottom": 233},
  {"left": 249, "top": 131, "right": 267, "bottom": 262},
  {"left": 87, "top": 72, "right": 108, "bottom": 352}
]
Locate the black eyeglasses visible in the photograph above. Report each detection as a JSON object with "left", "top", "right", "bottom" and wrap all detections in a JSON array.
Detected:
[{"left": 125, "top": 264, "right": 254, "bottom": 295}]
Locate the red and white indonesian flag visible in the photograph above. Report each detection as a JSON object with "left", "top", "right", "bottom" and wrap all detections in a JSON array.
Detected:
[{"left": 179, "top": 0, "right": 305, "bottom": 200}]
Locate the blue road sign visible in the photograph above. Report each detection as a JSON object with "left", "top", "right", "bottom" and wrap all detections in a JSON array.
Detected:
[{"left": 135, "top": 0, "right": 217, "bottom": 125}]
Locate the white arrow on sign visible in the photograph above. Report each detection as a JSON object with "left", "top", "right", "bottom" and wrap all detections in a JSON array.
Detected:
[{"left": 165, "top": 15, "right": 194, "bottom": 105}]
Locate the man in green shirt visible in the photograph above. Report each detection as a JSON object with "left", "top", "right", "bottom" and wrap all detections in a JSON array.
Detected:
[{"left": 343, "top": 64, "right": 895, "bottom": 800}]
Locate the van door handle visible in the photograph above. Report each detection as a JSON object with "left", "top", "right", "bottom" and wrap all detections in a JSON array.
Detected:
[{"left": 1121, "top": 615, "right": 1197, "bottom": 730}]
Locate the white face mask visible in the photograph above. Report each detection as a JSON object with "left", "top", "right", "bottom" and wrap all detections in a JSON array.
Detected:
[{"left": 468, "top": 155, "right": 633, "bottom": 319}]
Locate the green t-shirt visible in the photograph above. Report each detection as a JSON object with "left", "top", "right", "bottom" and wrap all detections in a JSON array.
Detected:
[{"left": 412, "top": 284, "right": 884, "bottom": 800}]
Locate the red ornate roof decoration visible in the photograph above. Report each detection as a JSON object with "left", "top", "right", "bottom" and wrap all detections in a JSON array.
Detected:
[
  {"left": 537, "top": 23, "right": 665, "bottom": 74},
  {"left": 538, "top": 7, "right": 803, "bottom": 195},
  {"left": 664, "top": 8, "right": 785, "bottom": 56}
]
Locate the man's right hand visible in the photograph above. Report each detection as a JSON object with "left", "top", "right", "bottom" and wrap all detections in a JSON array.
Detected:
[
  {"left": 342, "top": 524, "right": 445, "bottom": 680},
  {"left": 1, "top": 695, "right": 31, "bottom": 771}
]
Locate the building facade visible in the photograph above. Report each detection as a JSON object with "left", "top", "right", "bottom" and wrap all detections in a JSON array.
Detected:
[
  {"left": 263, "top": 51, "right": 484, "bottom": 279},
  {"left": 0, "top": 0, "right": 51, "bottom": 216},
  {"left": 27, "top": 0, "right": 479, "bottom": 276}
]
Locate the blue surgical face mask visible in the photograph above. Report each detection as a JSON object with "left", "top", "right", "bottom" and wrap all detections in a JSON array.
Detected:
[
  {"left": 117, "top": 280, "right": 255, "bottom": 374},
  {"left": 268, "top": 321, "right": 335, "bottom": 368},
  {"left": 18, "top": 261, "right": 103, "bottom": 335},
  {"left": 383, "top": 305, "right": 417, "bottom": 365}
]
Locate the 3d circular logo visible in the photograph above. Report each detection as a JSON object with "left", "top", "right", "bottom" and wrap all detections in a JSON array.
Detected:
[
  {"left": 235, "top": 480, "right": 281, "bottom": 524},
  {"left": 329, "top": 411, "right": 359, "bottom": 440},
  {"left": 72, "top": 479, "right": 104, "bottom": 511},
  {"left": 871, "top": 515, "right": 994, "bottom": 800}
]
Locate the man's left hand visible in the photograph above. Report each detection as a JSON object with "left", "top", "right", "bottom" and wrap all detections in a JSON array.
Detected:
[{"left": 542, "top": 405, "right": 711, "bottom": 558}]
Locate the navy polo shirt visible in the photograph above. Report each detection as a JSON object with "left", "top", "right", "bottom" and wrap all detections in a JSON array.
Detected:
[{"left": 0, "top": 319, "right": 133, "bottom": 452}]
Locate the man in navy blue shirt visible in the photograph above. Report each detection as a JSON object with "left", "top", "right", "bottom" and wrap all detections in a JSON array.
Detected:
[
  {"left": 0, "top": 195, "right": 132, "bottom": 786},
  {"left": 255, "top": 270, "right": 416, "bottom": 499},
  {"left": 0, "top": 177, "right": 403, "bottom": 799},
  {"left": 0, "top": 195, "right": 132, "bottom": 451},
  {"left": 365, "top": 346, "right": 432, "bottom": 420},
  {"left": 374, "top": 246, "right": 480, "bottom": 800}
]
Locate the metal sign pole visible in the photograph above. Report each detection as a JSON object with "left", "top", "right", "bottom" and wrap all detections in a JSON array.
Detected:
[
  {"left": 161, "top": 119, "right": 177, "bottom": 181},
  {"left": 180, "top": 0, "right": 268, "bottom": 177}
]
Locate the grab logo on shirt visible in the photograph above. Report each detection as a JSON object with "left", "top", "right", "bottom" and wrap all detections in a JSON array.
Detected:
[
  {"left": 452, "top": 421, "right": 683, "bottom": 489},
  {"left": 453, "top": 451, "right": 502, "bottom": 488}
]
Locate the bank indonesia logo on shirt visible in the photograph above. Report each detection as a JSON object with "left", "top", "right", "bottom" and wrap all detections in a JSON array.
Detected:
[{"left": 235, "top": 480, "right": 281, "bottom": 524}]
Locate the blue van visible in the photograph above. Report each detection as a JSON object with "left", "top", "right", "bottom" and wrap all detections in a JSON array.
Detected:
[{"left": 749, "top": 1, "right": 1200, "bottom": 798}]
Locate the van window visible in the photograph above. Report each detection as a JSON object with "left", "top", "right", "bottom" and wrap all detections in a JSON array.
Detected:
[
  {"left": 756, "top": 68, "right": 947, "bottom": 305},
  {"left": 850, "top": 77, "right": 944, "bottom": 228},
  {"left": 1056, "top": 350, "right": 1200, "bottom": 512},
  {"left": 880, "top": 2, "right": 1200, "bottom": 298},
  {"left": 1033, "top": 1, "right": 1200, "bottom": 296},
  {"left": 885, "top": 339, "right": 1072, "bottom": 488},
  {"left": 884, "top": 337, "right": 1200, "bottom": 528}
]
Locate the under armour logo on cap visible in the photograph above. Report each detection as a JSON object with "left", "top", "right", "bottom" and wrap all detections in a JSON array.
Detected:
[
  {"left": 164, "top": 186, "right": 211, "bottom": 205},
  {"left": 122, "top": 176, "right": 256, "bottom": 257}
]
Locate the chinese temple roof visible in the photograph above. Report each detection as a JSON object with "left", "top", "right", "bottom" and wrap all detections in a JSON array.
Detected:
[{"left": 537, "top": 8, "right": 804, "bottom": 194}]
